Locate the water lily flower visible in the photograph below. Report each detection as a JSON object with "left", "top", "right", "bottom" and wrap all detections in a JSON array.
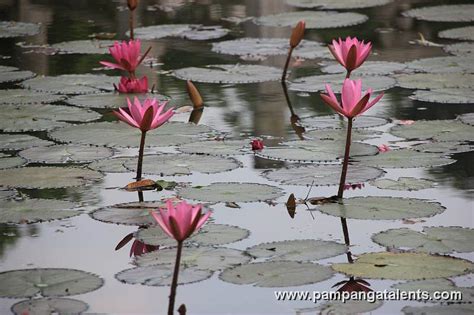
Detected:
[
  {"left": 251, "top": 139, "right": 264, "bottom": 151},
  {"left": 377, "top": 144, "right": 391, "bottom": 152},
  {"left": 320, "top": 79, "right": 384, "bottom": 119},
  {"left": 116, "top": 76, "right": 148, "bottom": 93},
  {"left": 100, "top": 39, "right": 145, "bottom": 73},
  {"left": 113, "top": 97, "right": 174, "bottom": 132},
  {"left": 151, "top": 200, "right": 211, "bottom": 242},
  {"left": 329, "top": 37, "right": 372, "bottom": 75}
]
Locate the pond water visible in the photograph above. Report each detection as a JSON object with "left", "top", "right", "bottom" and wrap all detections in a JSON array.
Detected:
[{"left": 0, "top": 0, "right": 473, "bottom": 314}]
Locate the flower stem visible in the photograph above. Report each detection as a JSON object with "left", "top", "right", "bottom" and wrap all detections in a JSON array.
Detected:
[
  {"left": 282, "top": 47, "right": 294, "bottom": 82},
  {"left": 168, "top": 241, "right": 183, "bottom": 315},
  {"left": 136, "top": 131, "right": 146, "bottom": 181},
  {"left": 340, "top": 218, "right": 353, "bottom": 263},
  {"left": 129, "top": 10, "right": 135, "bottom": 40},
  {"left": 345, "top": 70, "right": 352, "bottom": 79},
  {"left": 337, "top": 117, "right": 353, "bottom": 198}
]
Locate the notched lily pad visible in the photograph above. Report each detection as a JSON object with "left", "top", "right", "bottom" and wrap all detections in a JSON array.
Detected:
[
  {"left": 87, "top": 156, "right": 131, "bottom": 173},
  {"left": 286, "top": 0, "right": 392, "bottom": 9},
  {"left": 219, "top": 261, "right": 334, "bottom": 287},
  {"left": 254, "top": 11, "right": 368, "bottom": 29},
  {"left": 11, "top": 297, "right": 89, "bottom": 315},
  {"left": 19, "top": 145, "right": 114, "bottom": 164},
  {"left": 390, "top": 120, "right": 474, "bottom": 142},
  {"left": 178, "top": 182, "right": 284, "bottom": 203},
  {"left": 409, "top": 88, "right": 474, "bottom": 104},
  {"left": 66, "top": 93, "right": 169, "bottom": 109},
  {"left": 396, "top": 73, "right": 474, "bottom": 90},
  {"left": 332, "top": 252, "right": 474, "bottom": 280},
  {"left": 116, "top": 265, "right": 212, "bottom": 286},
  {"left": 173, "top": 64, "right": 282, "bottom": 84},
  {"left": 0, "top": 89, "right": 66, "bottom": 105},
  {"left": 321, "top": 61, "right": 406, "bottom": 75},
  {"left": 0, "top": 155, "right": 26, "bottom": 169},
  {"left": 51, "top": 40, "right": 115, "bottom": 54},
  {"left": 444, "top": 42, "right": 474, "bottom": 56},
  {"left": 403, "top": 5, "right": 474, "bottom": 22},
  {"left": 0, "top": 134, "right": 53, "bottom": 151},
  {"left": 318, "top": 196, "right": 445, "bottom": 220},
  {"left": 300, "top": 115, "right": 388, "bottom": 130},
  {"left": 405, "top": 56, "right": 474, "bottom": 74},
  {"left": 177, "top": 140, "right": 249, "bottom": 156},
  {"left": 371, "top": 177, "right": 435, "bottom": 191},
  {"left": 355, "top": 149, "right": 454, "bottom": 168},
  {"left": 393, "top": 279, "right": 474, "bottom": 304},
  {"left": 0, "top": 21, "right": 40, "bottom": 38},
  {"left": 439, "top": 26, "right": 474, "bottom": 41},
  {"left": 458, "top": 113, "right": 474, "bottom": 126},
  {"left": 0, "top": 70, "right": 35, "bottom": 83},
  {"left": 0, "top": 268, "right": 103, "bottom": 298},
  {"left": 132, "top": 24, "right": 229, "bottom": 40},
  {"left": 21, "top": 74, "right": 119, "bottom": 95},
  {"left": 289, "top": 74, "right": 395, "bottom": 92},
  {"left": 413, "top": 141, "right": 473, "bottom": 155},
  {"left": 304, "top": 128, "right": 382, "bottom": 141}
]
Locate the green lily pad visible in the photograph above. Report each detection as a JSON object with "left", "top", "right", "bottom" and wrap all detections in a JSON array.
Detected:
[
  {"left": 0, "top": 198, "right": 80, "bottom": 224},
  {"left": 300, "top": 115, "right": 388, "bottom": 130},
  {"left": 173, "top": 64, "right": 282, "bottom": 84},
  {"left": 51, "top": 40, "right": 115, "bottom": 54},
  {"left": 211, "top": 38, "right": 331, "bottom": 59},
  {"left": 409, "top": 88, "right": 474, "bottom": 104},
  {"left": 0, "top": 167, "right": 103, "bottom": 189},
  {"left": 0, "top": 268, "right": 103, "bottom": 298},
  {"left": 458, "top": 113, "right": 474, "bottom": 126},
  {"left": 0, "top": 65, "right": 18, "bottom": 72},
  {"left": 286, "top": 0, "right": 392, "bottom": 9},
  {"left": 439, "top": 26, "right": 474, "bottom": 41},
  {"left": 0, "top": 70, "right": 36, "bottom": 83},
  {"left": 372, "top": 226, "right": 474, "bottom": 254},
  {"left": 136, "top": 246, "right": 250, "bottom": 271},
  {"left": 124, "top": 153, "right": 241, "bottom": 175},
  {"left": 87, "top": 157, "right": 131, "bottom": 173},
  {"left": 0, "top": 134, "right": 54, "bottom": 151},
  {"left": 355, "top": 149, "right": 454, "bottom": 168},
  {"left": 444, "top": 42, "right": 474, "bottom": 56},
  {"left": 304, "top": 128, "right": 382, "bottom": 141},
  {"left": 137, "top": 224, "right": 250, "bottom": 247},
  {"left": 49, "top": 121, "right": 215, "bottom": 148},
  {"left": 332, "top": 252, "right": 474, "bottom": 280},
  {"left": 254, "top": 11, "right": 368, "bottom": 29},
  {"left": 0, "top": 155, "right": 26, "bottom": 169},
  {"left": 413, "top": 142, "right": 473, "bottom": 154},
  {"left": 178, "top": 182, "right": 284, "bottom": 203},
  {"left": 371, "top": 177, "right": 435, "bottom": 191},
  {"left": 396, "top": 73, "right": 474, "bottom": 89},
  {"left": 318, "top": 196, "right": 445, "bottom": 220},
  {"left": 403, "top": 5, "right": 474, "bottom": 22},
  {"left": 321, "top": 61, "right": 407, "bottom": 75},
  {"left": 289, "top": 74, "right": 395, "bottom": 92},
  {"left": 317, "top": 300, "right": 383, "bottom": 315},
  {"left": 177, "top": 140, "right": 250, "bottom": 156},
  {"left": 66, "top": 93, "right": 169, "bottom": 109},
  {"left": 390, "top": 120, "right": 474, "bottom": 142},
  {"left": 0, "top": 89, "right": 66, "bottom": 105},
  {"left": 19, "top": 145, "right": 114, "bottom": 164},
  {"left": 21, "top": 74, "right": 119, "bottom": 95},
  {"left": 402, "top": 304, "right": 474, "bottom": 315},
  {"left": 263, "top": 164, "right": 384, "bottom": 186},
  {"left": 132, "top": 24, "right": 229, "bottom": 40},
  {"left": 0, "top": 21, "right": 40, "bottom": 38},
  {"left": 219, "top": 261, "right": 334, "bottom": 287},
  {"left": 11, "top": 298, "right": 89, "bottom": 315},
  {"left": 246, "top": 239, "right": 347, "bottom": 262},
  {"left": 393, "top": 279, "right": 474, "bottom": 304},
  {"left": 115, "top": 265, "right": 212, "bottom": 286},
  {"left": 405, "top": 56, "right": 474, "bottom": 74}
]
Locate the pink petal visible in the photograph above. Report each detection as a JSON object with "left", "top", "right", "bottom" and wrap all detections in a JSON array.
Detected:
[
  {"left": 99, "top": 61, "right": 126, "bottom": 71},
  {"left": 360, "top": 92, "right": 384, "bottom": 115},
  {"left": 151, "top": 211, "right": 174, "bottom": 239},
  {"left": 320, "top": 94, "right": 347, "bottom": 117},
  {"left": 341, "top": 79, "right": 356, "bottom": 111},
  {"left": 194, "top": 211, "right": 212, "bottom": 232},
  {"left": 114, "top": 108, "right": 140, "bottom": 128}
]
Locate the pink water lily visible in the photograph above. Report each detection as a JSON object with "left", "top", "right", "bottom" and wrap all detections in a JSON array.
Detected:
[
  {"left": 116, "top": 76, "right": 148, "bottom": 93},
  {"left": 113, "top": 97, "right": 174, "bottom": 132},
  {"left": 320, "top": 79, "right": 384, "bottom": 119},
  {"left": 100, "top": 39, "right": 145, "bottom": 73},
  {"left": 151, "top": 200, "right": 211, "bottom": 242},
  {"left": 329, "top": 37, "right": 372, "bottom": 73}
]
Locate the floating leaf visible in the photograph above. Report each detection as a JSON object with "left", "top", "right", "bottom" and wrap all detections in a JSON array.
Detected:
[
  {"left": 137, "top": 224, "right": 250, "bottom": 247},
  {"left": 21, "top": 74, "right": 119, "bottom": 94},
  {"left": 0, "top": 198, "right": 80, "bottom": 224},
  {"left": 11, "top": 297, "right": 89, "bottom": 315},
  {"left": 355, "top": 149, "right": 454, "bottom": 168},
  {"left": 318, "top": 196, "right": 445, "bottom": 220},
  {"left": 178, "top": 182, "right": 284, "bottom": 203},
  {"left": 19, "top": 145, "right": 114, "bottom": 164},
  {"left": 332, "top": 252, "right": 474, "bottom": 280},
  {"left": 286, "top": 0, "right": 392, "bottom": 9},
  {"left": 396, "top": 73, "right": 474, "bottom": 90},
  {"left": 219, "top": 261, "right": 334, "bottom": 287},
  {"left": 51, "top": 39, "right": 115, "bottom": 54},
  {"left": 0, "top": 21, "right": 40, "bottom": 38},
  {"left": 459, "top": 112, "right": 474, "bottom": 126},
  {"left": 372, "top": 226, "right": 474, "bottom": 254},
  {"left": 300, "top": 115, "right": 388, "bottom": 130},
  {"left": 393, "top": 279, "right": 474, "bottom": 304},
  {"left": 371, "top": 177, "right": 435, "bottom": 191},
  {"left": 0, "top": 268, "right": 103, "bottom": 298},
  {"left": 177, "top": 140, "right": 249, "bottom": 156},
  {"left": 439, "top": 26, "right": 474, "bottom": 41},
  {"left": 405, "top": 56, "right": 474, "bottom": 74},
  {"left": 0, "top": 155, "right": 26, "bottom": 169},
  {"left": 246, "top": 239, "right": 347, "bottom": 262},
  {"left": 132, "top": 24, "right": 229, "bottom": 40},
  {"left": 116, "top": 265, "right": 212, "bottom": 286},
  {"left": 124, "top": 153, "right": 240, "bottom": 176},
  {"left": 87, "top": 156, "right": 131, "bottom": 173},
  {"left": 254, "top": 11, "right": 368, "bottom": 29},
  {"left": 402, "top": 304, "right": 474, "bottom": 315},
  {"left": 409, "top": 88, "right": 474, "bottom": 104},
  {"left": 403, "top": 5, "right": 474, "bottom": 22},
  {"left": 0, "top": 65, "right": 18, "bottom": 72},
  {"left": 317, "top": 300, "right": 383, "bottom": 315},
  {"left": 173, "top": 64, "right": 282, "bottom": 84},
  {"left": 289, "top": 74, "right": 395, "bottom": 92},
  {"left": 0, "top": 70, "right": 35, "bottom": 83},
  {"left": 0, "top": 167, "right": 103, "bottom": 189},
  {"left": 66, "top": 93, "right": 169, "bottom": 109},
  {"left": 212, "top": 38, "right": 331, "bottom": 59},
  {"left": 0, "top": 89, "right": 65, "bottom": 105},
  {"left": 321, "top": 61, "right": 406, "bottom": 75},
  {"left": 263, "top": 164, "right": 384, "bottom": 186},
  {"left": 0, "top": 134, "right": 53, "bottom": 151},
  {"left": 413, "top": 142, "right": 473, "bottom": 154},
  {"left": 390, "top": 120, "right": 474, "bottom": 142},
  {"left": 444, "top": 42, "right": 474, "bottom": 56},
  {"left": 304, "top": 128, "right": 382, "bottom": 141},
  {"left": 0, "top": 189, "right": 16, "bottom": 200}
]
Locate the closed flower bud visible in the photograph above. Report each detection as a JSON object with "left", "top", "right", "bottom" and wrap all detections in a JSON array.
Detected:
[
  {"left": 290, "top": 20, "right": 305, "bottom": 48},
  {"left": 186, "top": 80, "right": 203, "bottom": 108},
  {"left": 127, "top": 0, "right": 138, "bottom": 11}
]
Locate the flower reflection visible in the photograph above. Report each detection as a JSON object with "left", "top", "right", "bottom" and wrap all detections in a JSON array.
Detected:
[
  {"left": 114, "top": 231, "right": 159, "bottom": 257},
  {"left": 332, "top": 277, "right": 373, "bottom": 293}
]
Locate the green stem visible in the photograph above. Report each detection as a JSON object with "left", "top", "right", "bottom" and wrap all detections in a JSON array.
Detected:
[
  {"left": 136, "top": 131, "right": 146, "bottom": 181},
  {"left": 281, "top": 47, "right": 294, "bottom": 82},
  {"left": 168, "top": 241, "right": 183, "bottom": 315},
  {"left": 337, "top": 118, "right": 353, "bottom": 198}
]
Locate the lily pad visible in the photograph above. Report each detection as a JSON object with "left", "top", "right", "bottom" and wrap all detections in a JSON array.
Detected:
[
  {"left": 304, "top": 128, "right": 382, "bottom": 141},
  {"left": 444, "top": 42, "right": 474, "bottom": 56},
  {"left": 402, "top": 5, "right": 474, "bottom": 22},
  {"left": 396, "top": 73, "right": 474, "bottom": 90},
  {"left": 405, "top": 56, "right": 474, "bottom": 74},
  {"left": 0, "top": 198, "right": 80, "bottom": 224},
  {"left": 124, "top": 153, "right": 241, "bottom": 175},
  {"left": 66, "top": 93, "right": 169, "bottom": 109},
  {"left": 219, "top": 261, "right": 334, "bottom": 287},
  {"left": 19, "top": 145, "right": 114, "bottom": 164},
  {"left": 393, "top": 279, "right": 474, "bottom": 304},
  {"left": 0, "top": 70, "right": 36, "bottom": 83},
  {"left": 409, "top": 88, "right": 474, "bottom": 104},
  {"left": 132, "top": 24, "right": 229, "bottom": 40},
  {"left": 263, "top": 164, "right": 384, "bottom": 186},
  {"left": 286, "top": 0, "right": 392, "bottom": 9},
  {"left": 317, "top": 300, "right": 383, "bottom": 315},
  {"left": 0, "top": 134, "right": 54, "bottom": 151},
  {"left": 51, "top": 40, "right": 115, "bottom": 54},
  {"left": 173, "top": 64, "right": 282, "bottom": 84},
  {"left": 254, "top": 11, "right": 368, "bottom": 29},
  {"left": 289, "top": 74, "right": 395, "bottom": 92},
  {"left": 11, "top": 298, "right": 89, "bottom": 315},
  {"left": 371, "top": 177, "right": 435, "bottom": 191},
  {"left": 390, "top": 120, "right": 474, "bottom": 142},
  {"left": 300, "top": 115, "right": 388, "bottom": 130},
  {"left": 372, "top": 226, "right": 474, "bottom": 254},
  {"left": 211, "top": 38, "right": 331, "bottom": 59},
  {"left": 0, "top": 89, "right": 65, "bottom": 105},
  {"left": 321, "top": 61, "right": 407, "bottom": 75},
  {"left": 402, "top": 304, "right": 474, "bottom": 315},
  {"left": 177, "top": 140, "right": 250, "bottom": 156},
  {"left": 0, "top": 21, "right": 40, "bottom": 38},
  {"left": 355, "top": 149, "right": 454, "bottom": 168},
  {"left": 0, "top": 167, "right": 103, "bottom": 189},
  {"left": 87, "top": 156, "right": 131, "bottom": 173},
  {"left": 318, "top": 196, "right": 445, "bottom": 220},
  {"left": 332, "top": 252, "right": 474, "bottom": 280},
  {"left": 458, "top": 112, "right": 474, "bottom": 126},
  {"left": 178, "top": 182, "right": 284, "bottom": 203},
  {"left": 21, "top": 74, "right": 119, "bottom": 95},
  {"left": 137, "top": 224, "right": 250, "bottom": 247},
  {"left": 49, "top": 121, "right": 215, "bottom": 148},
  {"left": 413, "top": 142, "right": 473, "bottom": 154},
  {"left": 116, "top": 265, "right": 212, "bottom": 286},
  {"left": 0, "top": 155, "right": 26, "bottom": 169},
  {"left": 0, "top": 65, "right": 18, "bottom": 72},
  {"left": 246, "top": 239, "right": 347, "bottom": 262},
  {"left": 0, "top": 189, "right": 16, "bottom": 200},
  {"left": 439, "top": 26, "right": 474, "bottom": 41},
  {"left": 0, "top": 268, "right": 103, "bottom": 298}
]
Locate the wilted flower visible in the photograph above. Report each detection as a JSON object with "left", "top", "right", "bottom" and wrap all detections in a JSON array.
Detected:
[
  {"left": 377, "top": 144, "right": 391, "bottom": 152},
  {"left": 129, "top": 239, "right": 158, "bottom": 257},
  {"left": 100, "top": 39, "right": 144, "bottom": 73},
  {"left": 251, "top": 139, "right": 264, "bottom": 151},
  {"left": 329, "top": 37, "right": 372, "bottom": 74},
  {"left": 116, "top": 76, "right": 148, "bottom": 93}
]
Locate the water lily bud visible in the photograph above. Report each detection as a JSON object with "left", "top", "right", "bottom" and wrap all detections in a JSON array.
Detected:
[
  {"left": 128, "top": 0, "right": 138, "bottom": 11},
  {"left": 186, "top": 80, "right": 203, "bottom": 108},
  {"left": 290, "top": 20, "right": 305, "bottom": 48}
]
